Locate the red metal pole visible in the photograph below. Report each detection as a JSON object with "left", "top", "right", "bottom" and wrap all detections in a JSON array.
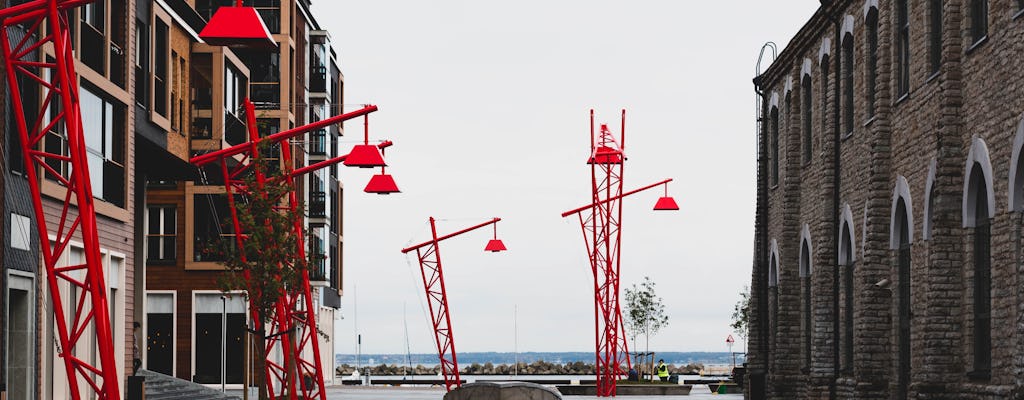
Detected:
[
  {"left": 1, "top": 1, "right": 119, "bottom": 397},
  {"left": 403, "top": 217, "right": 503, "bottom": 391},
  {"left": 561, "top": 179, "right": 674, "bottom": 218},
  {"left": 190, "top": 104, "right": 378, "bottom": 166},
  {"left": 401, "top": 218, "right": 501, "bottom": 253}
]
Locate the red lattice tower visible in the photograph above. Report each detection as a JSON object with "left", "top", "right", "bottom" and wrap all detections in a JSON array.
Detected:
[
  {"left": 191, "top": 100, "right": 384, "bottom": 400},
  {"left": 401, "top": 217, "right": 505, "bottom": 392},
  {"left": 562, "top": 110, "right": 675, "bottom": 397},
  {"left": 1, "top": 1, "right": 120, "bottom": 398}
]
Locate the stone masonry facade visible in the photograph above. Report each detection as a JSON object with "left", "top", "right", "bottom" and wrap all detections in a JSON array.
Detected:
[{"left": 749, "top": 1, "right": 1024, "bottom": 399}]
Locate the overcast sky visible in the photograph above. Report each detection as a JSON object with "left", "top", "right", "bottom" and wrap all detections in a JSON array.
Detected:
[{"left": 312, "top": 2, "right": 820, "bottom": 356}]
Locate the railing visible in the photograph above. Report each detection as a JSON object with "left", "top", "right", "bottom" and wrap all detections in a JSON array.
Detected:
[
  {"left": 80, "top": 23, "right": 103, "bottom": 73},
  {"left": 309, "top": 191, "right": 326, "bottom": 218},
  {"left": 310, "top": 65, "right": 327, "bottom": 93},
  {"left": 250, "top": 83, "right": 279, "bottom": 109},
  {"left": 309, "top": 129, "right": 327, "bottom": 155},
  {"left": 109, "top": 42, "right": 124, "bottom": 88}
]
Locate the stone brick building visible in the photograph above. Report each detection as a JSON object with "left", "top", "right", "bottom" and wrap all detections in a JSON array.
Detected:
[{"left": 748, "top": 1, "right": 1024, "bottom": 399}]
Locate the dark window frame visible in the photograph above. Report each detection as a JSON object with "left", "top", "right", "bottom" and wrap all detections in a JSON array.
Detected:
[
  {"left": 802, "top": 76, "right": 813, "bottom": 164},
  {"left": 971, "top": 0, "right": 989, "bottom": 45},
  {"left": 929, "top": 0, "right": 942, "bottom": 75},
  {"left": 770, "top": 107, "right": 779, "bottom": 187},
  {"left": 896, "top": 0, "right": 911, "bottom": 97},
  {"left": 865, "top": 9, "right": 878, "bottom": 118},
  {"left": 970, "top": 166, "right": 992, "bottom": 377},
  {"left": 841, "top": 35, "right": 854, "bottom": 136}
]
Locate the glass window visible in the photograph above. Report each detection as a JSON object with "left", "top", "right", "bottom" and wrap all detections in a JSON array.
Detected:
[
  {"left": 154, "top": 19, "right": 169, "bottom": 117},
  {"left": 842, "top": 37, "right": 854, "bottom": 135},
  {"left": 865, "top": 10, "right": 878, "bottom": 117},
  {"left": 970, "top": 166, "right": 992, "bottom": 374},
  {"left": 80, "top": 85, "right": 126, "bottom": 207},
  {"left": 135, "top": 19, "right": 148, "bottom": 108},
  {"left": 770, "top": 107, "right": 779, "bottom": 186},
  {"left": 929, "top": 0, "right": 942, "bottom": 74},
  {"left": 971, "top": 0, "right": 988, "bottom": 44},
  {"left": 896, "top": 0, "right": 910, "bottom": 97},
  {"left": 147, "top": 205, "right": 177, "bottom": 262},
  {"left": 802, "top": 76, "right": 812, "bottom": 164}
]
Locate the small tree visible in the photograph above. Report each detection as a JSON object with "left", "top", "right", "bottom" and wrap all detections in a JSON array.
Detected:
[
  {"left": 624, "top": 276, "right": 669, "bottom": 379},
  {"left": 214, "top": 152, "right": 314, "bottom": 400},
  {"left": 731, "top": 286, "right": 750, "bottom": 352}
]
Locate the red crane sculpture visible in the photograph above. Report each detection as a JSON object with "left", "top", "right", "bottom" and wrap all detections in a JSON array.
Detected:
[
  {"left": 561, "top": 110, "right": 678, "bottom": 397},
  {"left": 190, "top": 99, "right": 391, "bottom": 400},
  {"left": 401, "top": 217, "right": 506, "bottom": 392},
  {"left": 0, "top": 1, "right": 121, "bottom": 398}
]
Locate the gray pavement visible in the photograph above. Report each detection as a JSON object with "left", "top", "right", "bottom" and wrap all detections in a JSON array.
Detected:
[{"left": 227, "top": 385, "right": 744, "bottom": 399}]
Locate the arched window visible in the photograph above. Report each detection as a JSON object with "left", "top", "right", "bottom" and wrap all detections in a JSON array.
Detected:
[
  {"left": 841, "top": 34, "right": 854, "bottom": 135},
  {"left": 865, "top": 7, "right": 878, "bottom": 117},
  {"left": 895, "top": 198, "right": 912, "bottom": 400},
  {"left": 967, "top": 163, "right": 992, "bottom": 375},
  {"left": 839, "top": 220, "right": 855, "bottom": 372},
  {"left": 971, "top": 0, "right": 988, "bottom": 45},
  {"left": 802, "top": 75, "right": 813, "bottom": 164},
  {"left": 799, "top": 232, "right": 813, "bottom": 369},
  {"left": 929, "top": 0, "right": 942, "bottom": 74},
  {"left": 896, "top": 0, "right": 910, "bottom": 97},
  {"left": 771, "top": 106, "right": 780, "bottom": 186},
  {"left": 768, "top": 246, "right": 779, "bottom": 357}
]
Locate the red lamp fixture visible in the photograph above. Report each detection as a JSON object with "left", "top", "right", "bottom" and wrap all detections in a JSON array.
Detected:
[
  {"left": 484, "top": 223, "right": 507, "bottom": 252},
  {"left": 198, "top": 0, "right": 277, "bottom": 49},
  {"left": 653, "top": 182, "right": 679, "bottom": 211},
  {"left": 364, "top": 144, "right": 400, "bottom": 194},
  {"left": 344, "top": 114, "right": 387, "bottom": 168}
]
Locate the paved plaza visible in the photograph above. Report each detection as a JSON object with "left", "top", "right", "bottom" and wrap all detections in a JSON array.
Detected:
[{"left": 230, "top": 385, "right": 743, "bottom": 400}]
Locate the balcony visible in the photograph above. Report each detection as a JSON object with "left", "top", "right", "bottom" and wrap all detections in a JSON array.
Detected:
[
  {"left": 80, "top": 23, "right": 104, "bottom": 74},
  {"left": 309, "top": 129, "right": 327, "bottom": 156},
  {"left": 309, "top": 191, "right": 326, "bottom": 219},
  {"left": 309, "top": 66, "right": 327, "bottom": 94},
  {"left": 224, "top": 112, "right": 247, "bottom": 146},
  {"left": 250, "top": 83, "right": 279, "bottom": 110}
]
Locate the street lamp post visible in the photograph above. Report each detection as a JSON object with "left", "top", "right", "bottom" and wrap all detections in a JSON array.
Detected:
[{"left": 221, "top": 296, "right": 227, "bottom": 393}]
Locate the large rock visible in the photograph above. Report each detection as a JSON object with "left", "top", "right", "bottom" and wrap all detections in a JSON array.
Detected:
[{"left": 444, "top": 381, "right": 562, "bottom": 400}]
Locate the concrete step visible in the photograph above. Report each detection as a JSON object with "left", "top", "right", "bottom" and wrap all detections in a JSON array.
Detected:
[{"left": 136, "top": 370, "right": 241, "bottom": 400}]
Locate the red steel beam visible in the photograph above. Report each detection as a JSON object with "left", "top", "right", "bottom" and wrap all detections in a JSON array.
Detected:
[
  {"left": 561, "top": 178, "right": 673, "bottom": 217},
  {"left": 190, "top": 104, "right": 378, "bottom": 166},
  {"left": 401, "top": 218, "right": 501, "bottom": 253}
]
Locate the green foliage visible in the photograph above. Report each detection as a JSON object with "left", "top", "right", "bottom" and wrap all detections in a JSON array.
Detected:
[
  {"left": 623, "top": 276, "right": 669, "bottom": 352},
  {"left": 212, "top": 149, "right": 318, "bottom": 333},
  {"left": 731, "top": 286, "right": 750, "bottom": 341}
]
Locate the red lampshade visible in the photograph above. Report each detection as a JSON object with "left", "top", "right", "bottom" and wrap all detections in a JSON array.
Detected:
[
  {"left": 587, "top": 146, "right": 624, "bottom": 165},
  {"left": 199, "top": 5, "right": 277, "bottom": 49},
  {"left": 484, "top": 239, "right": 507, "bottom": 252},
  {"left": 344, "top": 144, "right": 387, "bottom": 168},
  {"left": 653, "top": 196, "right": 680, "bottom": 211},
  {"left": 363, "top": 173, "right": 400, "bottom": 195}
]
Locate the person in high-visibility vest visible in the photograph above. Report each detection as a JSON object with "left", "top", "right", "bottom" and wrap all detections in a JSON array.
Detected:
[{"left": 657, "top": 359, "right": 669, "bottom": 381}]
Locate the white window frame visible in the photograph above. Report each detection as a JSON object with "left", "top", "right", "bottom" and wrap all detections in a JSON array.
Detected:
[{"left": 145, "top": 290, "right": 178, "bottom": 375}]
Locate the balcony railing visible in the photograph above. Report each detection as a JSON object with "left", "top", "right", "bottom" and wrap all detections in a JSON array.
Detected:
[
  {"left": 224, "top": 112, "right": 247, "bottom": 146},
  {"left": 250, "top": 83, "right": 279, "bottom": 109},
  {"left": 310, "top": 66, "right": 327, "bottom": 93},
  {"left": 80, "top": 23, "right": 104, "bottom": 73},
  {"left": 309, "top": 191, "right": 326, "bottom": 218},
  {"left": 110, "top": 42, "right": 124, "bottom": 88}
]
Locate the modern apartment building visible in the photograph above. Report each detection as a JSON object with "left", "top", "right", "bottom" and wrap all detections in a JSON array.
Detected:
[{"left": 1, "top": 0, "right": 347, "bottom": 397}]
